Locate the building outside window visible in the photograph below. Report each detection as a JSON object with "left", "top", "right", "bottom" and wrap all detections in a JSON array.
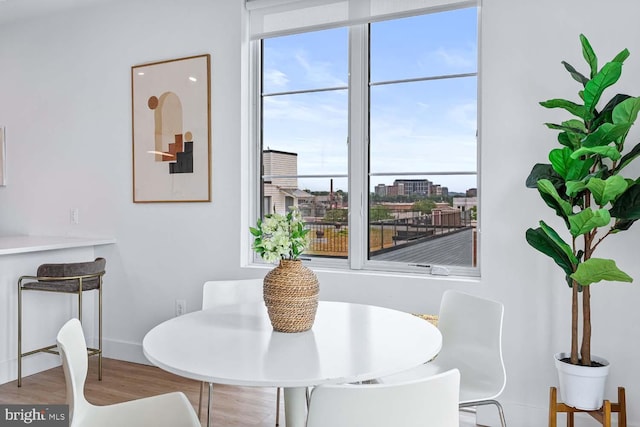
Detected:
[{"left": 250, "top": 0, "right": 479, "bottom": 276}]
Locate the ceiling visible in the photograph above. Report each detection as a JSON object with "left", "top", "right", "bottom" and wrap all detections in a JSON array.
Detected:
[{"left": 0, "top": 0, "right": 115, "bottom": 25}]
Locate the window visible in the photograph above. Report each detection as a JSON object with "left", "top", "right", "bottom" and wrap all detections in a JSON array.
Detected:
[{"left": 251, "top": 2, "right": 479, "bottom": 276}]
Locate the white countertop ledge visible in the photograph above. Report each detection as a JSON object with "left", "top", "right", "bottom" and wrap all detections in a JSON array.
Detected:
[{"left": 0, "top": 235, "right": 116, "bottom": 256}]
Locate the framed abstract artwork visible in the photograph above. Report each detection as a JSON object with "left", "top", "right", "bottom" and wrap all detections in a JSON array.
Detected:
[
  {"left": 0, "top": 127, "right": 6, "bottom": 187},
  {"left": 131, "top": 54, "right": 211, "bottom": 202}
]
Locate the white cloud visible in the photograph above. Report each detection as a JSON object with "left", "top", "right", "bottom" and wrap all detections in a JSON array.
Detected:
[
  {"left": 434, "top": 47, "right": 474, "bottom": 68},
  {"left": 264, "top": 69, "right": 289, "bottom": 89},
  {"left": 446, "top": 102, "right": 477, "bottom": 131},
  {"left": 294, "top": 49, "right": 347, "bottom": 87},
  {"left": 419, "top": 44, "right": 477, "bottom": 72}
]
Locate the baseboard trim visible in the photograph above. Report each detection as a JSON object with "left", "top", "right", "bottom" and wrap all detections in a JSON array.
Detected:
[
  {"left": 0, "top": 353, "right": 61, "bottom": 386},
  {"left": 476, "top": 401, "right": 546, "bottom": 427},
  {"left": 102, "top": 338, "right": 150, "bottom": 366},
  {"left": 0, "top": 338, "right": 150, "bottom": 386}
]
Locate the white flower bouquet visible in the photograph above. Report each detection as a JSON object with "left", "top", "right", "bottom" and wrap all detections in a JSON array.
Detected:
[{"left": 250, "top": 209, "right": 310, "bottom": 263}]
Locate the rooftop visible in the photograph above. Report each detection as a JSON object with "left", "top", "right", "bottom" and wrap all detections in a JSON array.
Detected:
[{"left": 372, "top": 228, "right": 474, "bottom": 266}]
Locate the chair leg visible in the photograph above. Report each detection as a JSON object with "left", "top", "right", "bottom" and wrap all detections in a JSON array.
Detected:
[
  {"left": 494, "top": 400, "right": 507, "bottom": 427},
  {"left": 459, "top": 400, "right": 506, "bottom": 427},
  {"left": 275, "top": 387, "right": 281, "bottom": 426}
]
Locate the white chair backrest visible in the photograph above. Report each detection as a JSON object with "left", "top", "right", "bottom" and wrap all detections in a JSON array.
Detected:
[
  {"left": 306, "top": 369, "right": 460, "bottom": 427},
  {"left": 437, "top": 290, "right": 505, "bottom": 397},
  {"left": 202, "top": 279, "right": 264, "bottom": 310},
  {"left": 56, "top": 318, "right": 91, "bottom": 424}
]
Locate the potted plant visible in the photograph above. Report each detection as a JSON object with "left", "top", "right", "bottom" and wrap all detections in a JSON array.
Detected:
[
  {"left": 526, "top": 34, "right": 640, "bottom": 410},
  {"left": 250, "top": 208, "right": 319, "bottom": 333}
]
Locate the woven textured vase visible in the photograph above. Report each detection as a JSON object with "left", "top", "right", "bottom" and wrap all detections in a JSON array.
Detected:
[{"left": 263, "top": 259, "right": 319, "bottom": 333}]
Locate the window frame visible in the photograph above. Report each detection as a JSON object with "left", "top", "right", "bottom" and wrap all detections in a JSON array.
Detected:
[{"left": 248, "top": 6, "right": 481, "bottom": 278}]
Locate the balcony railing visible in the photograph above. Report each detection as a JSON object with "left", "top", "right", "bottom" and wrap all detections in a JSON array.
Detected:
[{"left": 304, "top": 209, "right": 475, "bottom": 258}]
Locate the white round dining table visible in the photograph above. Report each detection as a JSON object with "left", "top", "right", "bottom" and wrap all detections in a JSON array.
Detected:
[{"left": 143, "top": 300, "right": 441, "bottom": 427}]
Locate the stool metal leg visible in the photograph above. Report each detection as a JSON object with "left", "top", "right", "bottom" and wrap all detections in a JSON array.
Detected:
[
  {"left": 17, "top": 280, "right": 22, "bottom": 387},
  {"left": 16, "top": 263, "right": 105, "bottom": 388},
  {"left": 78, "top": 279, "right": 83, "bottom": 325},
  {"left": 98, "top": 281, "right": 103, "bottom": 381}
]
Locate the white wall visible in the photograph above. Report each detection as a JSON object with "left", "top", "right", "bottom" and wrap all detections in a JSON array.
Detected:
[{"left": 1, "top": 0, "right": 639, "bottom": 425}]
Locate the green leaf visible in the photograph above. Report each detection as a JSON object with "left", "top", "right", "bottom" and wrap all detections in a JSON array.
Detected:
[
  {"left": 580, "top": 34, "right": 598, "bottom": 79},
  {"left": 562, "top": 60, "right": 589, "bottom": 86},
  {"left": 525, "top": 227, "right": 575, "bottom": 276},
  {"left": 566, "top": 180, "right": 587, "bottom": 197},
  {"left": 555, "top": 120, "right": 588, "bottom": 150},
  {"left": 612, "top": 96, "right": 640, "bottom": 145},
  {"left": 564, "top": 119, "right": 588, "bottom": 133},
  {"left": 549, "top": 147, "right": 594, "bottom": 181},
  {"left": 249, "top": 227, "right": 261, "bottom": 237},
  {"left": 610, "top": 184, "right": 640, "bottom": 220},
  {"left": 538, "top": 179, "right": 572, "bottom": 218},
  {"left": 583, "top": 61, "right": 623, "bottom": 113},
  {"left": 525, "top": 163, "right": 564, "bottom": 189},
  {"left": 569, "top": 208, "right": 611, "bottom": 236},
  {"left": 540, "top": 221, "right": 579, "bottom": 265},
  {"left": 586, "top": 176, "right": 629, "bottom": 206},
  {"left": 571, "top": 145, "right": 622, "bottom": 161},
  {"left": 549, "top": 148, "right": 573, "bottom": 179},
  {"left": 612, "top": 96, "right": 640, "bottom": 125},
  {"left": 570, "top": 258, "right": 633, "bottom": 286},
  {"left": 582, "top": 123, "right": 631, "bottom": 148},
  {"left": 558, "top": 131, "right": 581, "bottom": 149},
  {"left": 615, "top": 141, "right": 640, "bottom": 173},
  {"left": 544, "top": 120, "right": 587, "bottom": 134},
  {"left": 540, "top": 99, "right": 592, "bottom": 121},
  {"left": 592, "top": 94, "right": 632, "bottom": 128},
  {"left": 613, "top": 218, "right": 637, "bottom": 231},
  {"left": 612, "top": 48, "right": 630, "bottom": 64}
]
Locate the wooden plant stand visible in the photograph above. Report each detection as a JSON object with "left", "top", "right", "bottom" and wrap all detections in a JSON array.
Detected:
[{"left": 549, "top": 386, "right": 627, "bottom": 427}]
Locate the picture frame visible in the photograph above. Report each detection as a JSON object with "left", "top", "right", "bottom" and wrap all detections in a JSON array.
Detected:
[
  {"left": 131, "top": 54, "right": 211, "bottom": 203},
  {"left": 0, "top": 127, "right": 6, "bottom": 187}
]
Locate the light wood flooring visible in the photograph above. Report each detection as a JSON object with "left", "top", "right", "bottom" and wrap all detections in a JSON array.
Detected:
[{"left": 0, "top": 358, "right": 477, "bottom": 426}]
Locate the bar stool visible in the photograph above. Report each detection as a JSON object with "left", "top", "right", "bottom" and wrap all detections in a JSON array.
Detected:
[{"left": 17, "top": 257, "right": 106, "bottom": 387}]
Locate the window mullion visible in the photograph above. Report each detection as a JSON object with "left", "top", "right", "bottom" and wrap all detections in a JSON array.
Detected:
[
  {"left": 248, "top": 39, "right": 263, "bottom": 265},
  {"left": 347, "top": 23, "right": 369, "bottom": 270}
]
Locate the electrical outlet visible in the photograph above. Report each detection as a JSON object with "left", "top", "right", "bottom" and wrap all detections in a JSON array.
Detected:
[
  {"left": 70, "top": 208, "right": 79, "bottom": 225},
  {"left": 175, "top": 299, "right": 186, "bottom": 316}
]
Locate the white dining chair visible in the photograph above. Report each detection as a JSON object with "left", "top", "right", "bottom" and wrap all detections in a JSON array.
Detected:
[
  {"left": 377, "top": 290, "right": 507, "bottom": 426},
  {"left": 199, "top": 279, "right": 283, "bottom": 426},
  {"left": 306, "top": 369, "right": 460, "bottom": 427},
  {"left": 56, "top": 318, "right": 200, "bottom": 427}
]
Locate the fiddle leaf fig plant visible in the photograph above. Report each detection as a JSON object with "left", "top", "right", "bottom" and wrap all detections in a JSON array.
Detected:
[{"left": 526, "top": 34, "right": 640, "bottom": 367}]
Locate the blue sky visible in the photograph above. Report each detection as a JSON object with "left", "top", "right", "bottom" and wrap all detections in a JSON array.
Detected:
[{"left": 262, "top": 7, "right": 477, "bottom": 194}]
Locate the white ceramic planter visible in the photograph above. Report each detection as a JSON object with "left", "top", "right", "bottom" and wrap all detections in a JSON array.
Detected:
[{"left": 554, "top": 352, "right": 610, "bottom": 410}]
